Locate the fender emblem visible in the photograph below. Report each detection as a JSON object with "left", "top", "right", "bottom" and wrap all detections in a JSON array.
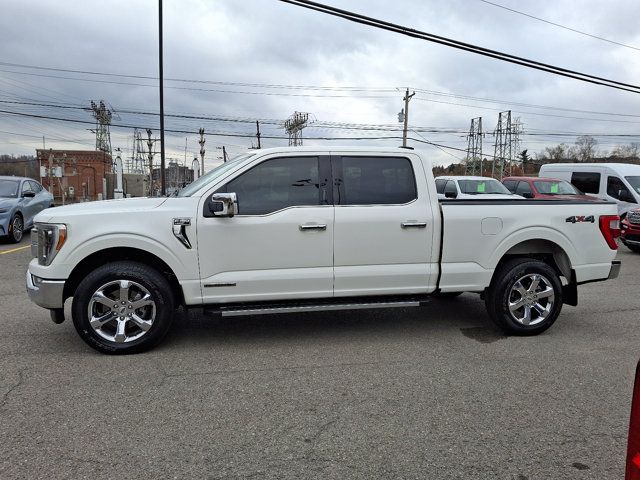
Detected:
[
  {"left": 172, "top": 218, "right": 192, "bottom": 249},
  {"left": 566, "top": 215, "right": 595, "bottom": 223}
]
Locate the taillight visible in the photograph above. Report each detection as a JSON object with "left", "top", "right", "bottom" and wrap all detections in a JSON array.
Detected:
[
  {"left": 599, "top": 215, "right": 621, "bottom": 250},
  {"left": 626, "top": 361, "right": 640, "bottom": 479}
]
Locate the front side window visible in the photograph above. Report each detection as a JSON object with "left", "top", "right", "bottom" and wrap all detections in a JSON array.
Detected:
[
  {"left": 222, "top": 156, "right": 320, "bottom": 215},
  {"left": 571, "top": 172, "right": 600, "bottom": 194},
  {"left": 21, "top": 181, "right": 33, "bottom": 195},
  {"left": 29, "top": 181, "right": 42, "bottom": 193},
  {"left": 607, "top": 176, "right": 635, "bottom": 202},
  {"left": 515, "top": 181, "right": 532, "bottom": 197},
  {"left": 338, "top": 156, "right": 417, "bottom": 205},
  {"left": 502, "top": 180, "right": 517, "bottom": 193}
]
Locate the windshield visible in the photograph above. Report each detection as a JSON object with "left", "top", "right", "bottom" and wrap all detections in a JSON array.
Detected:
[
  {"left": 626, "top": 176, "right": 640, "bottom": 195},
  {"left": 177, "top": 153, "right": 255, "bottom": 197},
  {"left": 458, "top": 179, "right": 511, "bottom": 195},
  {"left": 533, "top": 180, "right": 580, "bottom": 195},
  {"left": 0, "top": 180, "right": 19, "bottom": 198}
]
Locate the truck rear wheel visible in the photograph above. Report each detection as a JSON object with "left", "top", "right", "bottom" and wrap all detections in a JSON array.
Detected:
[
  {"left": 485, "top": 258, "right": 563, "bottom": 336},
  {"left": 71, "top": 261, "right": 175, "bottom": 354}
]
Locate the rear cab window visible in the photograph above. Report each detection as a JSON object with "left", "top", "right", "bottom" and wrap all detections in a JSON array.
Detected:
[{"left": 334, "top": 156, "right": 417, "bottom": 205}]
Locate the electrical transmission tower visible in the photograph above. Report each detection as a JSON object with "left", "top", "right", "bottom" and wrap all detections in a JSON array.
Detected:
[
  {"left": 492, "top": 111, "right": 513, "bottom": 179},
  {"left": 129, "top": 128, "right": 147, "bottom": 174},
  {"left": 511, "top": 117, "right": 524, "bottom": 173},
  {"left": 90, "top": 100, "right": 113, "bottom": 158},
  {"left": 285, "top": 112, "right": 309, "bottom": 146},
  {"left": 146, "top": 129, "right": 159, "bottom": 196},
  {"left": 464, "top": 117, "right": 483, "bottom": 175}
]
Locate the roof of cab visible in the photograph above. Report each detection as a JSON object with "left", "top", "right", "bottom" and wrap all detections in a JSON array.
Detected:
[{"left": 539, "top": 163, "right": 640, "bottom": 175}]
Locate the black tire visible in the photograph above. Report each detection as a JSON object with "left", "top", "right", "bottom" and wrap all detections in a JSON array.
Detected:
[
  {"left": 625, "top": 243, "right": 640, "bottom": 254},
  {"left": 484, "top": 258, "right": 563, "bottom": 336},
  {"left": 72, "top": 261, "right": 175, "bottom": 354},
  {"left": 8, "top": 213, "right": 23, "bottom": 243}
]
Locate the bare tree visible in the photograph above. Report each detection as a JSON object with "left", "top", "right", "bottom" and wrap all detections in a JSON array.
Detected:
[
  {"left": 543, "top": 143, "right": 569, "bottom": 162},
  {"left": 573, "top": 135, "right": 598, "bottom": 162},
  {"left": 611, "top": 143, "right": 640, "bottom": 159}
]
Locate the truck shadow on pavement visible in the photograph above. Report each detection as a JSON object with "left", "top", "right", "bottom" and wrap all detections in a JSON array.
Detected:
[{"left": 160, "top": 294, "right": 506, "bottom": 350}]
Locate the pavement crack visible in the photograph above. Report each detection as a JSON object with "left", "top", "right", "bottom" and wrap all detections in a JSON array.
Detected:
[{"left": 0, "top": 369, "right": 25, "bottom": 410}]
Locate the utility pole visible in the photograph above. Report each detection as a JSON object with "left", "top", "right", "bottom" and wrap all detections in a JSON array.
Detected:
[
  {"left": 256, "top": 121, "right": 261, "bottom": 149},
  {"left": 158, "top": 0, "right": 166, "bottom": 196},
  {"left": 146, "top": 129, "right": 155, "bottom": 196},
  {"left": 401, "top": 88, "right": 415, "bottom": 147},
  {"left": 222, "top": 146, "right": 228, "bottom": 163},
  {"left": 198, "top": 128, "right": 205, "bottom": 174}
]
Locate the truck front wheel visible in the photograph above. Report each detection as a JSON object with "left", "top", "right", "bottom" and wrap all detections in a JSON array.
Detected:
[
  {"left": 485, "top": 258, "right": 563, "bottom": 336},
  {"left": 72, "top": 261, "right": 175, "bottom": 354}
]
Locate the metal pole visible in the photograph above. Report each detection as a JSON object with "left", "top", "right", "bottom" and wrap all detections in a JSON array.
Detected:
[
  {"left": 256, "top": 121, "right": 261, "bottom": 149},
  {"left": 158, "top": 0, "right": 166, "bottom": 196},
  {"left": 402, "top": 88, "right": 415, "bottom": 147}
]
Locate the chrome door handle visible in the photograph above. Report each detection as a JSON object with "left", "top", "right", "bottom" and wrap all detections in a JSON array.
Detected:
[
  {"left": 299, "top": 224, "right": 327, "bottom": 231},
  {"left": 401, "top": 222, "right": 427, "bottom": 229}
]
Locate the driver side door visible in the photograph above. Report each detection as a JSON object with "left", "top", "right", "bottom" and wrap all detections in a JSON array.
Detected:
[{"left": 196, "top": 154, "right": 334, "bottom": 304}]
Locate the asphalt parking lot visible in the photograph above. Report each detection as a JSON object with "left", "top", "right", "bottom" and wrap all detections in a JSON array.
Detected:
[{"left": 0, "top": 236, "right": 638, "bottom": 480}]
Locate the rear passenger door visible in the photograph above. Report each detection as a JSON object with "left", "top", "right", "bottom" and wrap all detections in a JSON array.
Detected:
[{"left": 332, "top": 154, "right": 436, "bottom": 296}]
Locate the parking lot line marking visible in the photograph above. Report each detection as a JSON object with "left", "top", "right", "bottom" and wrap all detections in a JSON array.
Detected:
[{"left": 0, "top": 245, "right": 31, "bottom": 255}]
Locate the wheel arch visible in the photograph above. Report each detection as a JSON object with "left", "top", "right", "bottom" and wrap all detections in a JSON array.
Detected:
[{"left": 63, "top": 247, "right": 185, "bottom": 306}]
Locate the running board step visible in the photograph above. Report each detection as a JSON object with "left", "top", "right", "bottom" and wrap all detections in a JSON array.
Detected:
[{"left": 205, "top": 296, "right": 429, "bottom": 318}]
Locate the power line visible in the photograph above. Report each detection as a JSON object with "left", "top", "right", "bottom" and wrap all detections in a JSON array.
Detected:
[
  {"left": 278, "top": 0, "right": 640, "bottom": 94},
  {"left": 477, "top": 0, "right": 640, "bottom": 52}
]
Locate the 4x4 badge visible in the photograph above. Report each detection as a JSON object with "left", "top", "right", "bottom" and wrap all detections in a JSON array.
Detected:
[{"left": 566, "top": 215, "right": 595, "bottom": 223}]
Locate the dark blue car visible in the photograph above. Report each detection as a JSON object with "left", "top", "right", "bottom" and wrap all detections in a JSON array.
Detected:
[{"left": 0, "top": 176, "right": 54, "bottom": 243}]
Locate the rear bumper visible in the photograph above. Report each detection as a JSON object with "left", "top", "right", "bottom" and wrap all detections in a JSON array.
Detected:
[
  {"left": 26, "top": 270, "right": 65, "bottom": 309},
  {"left": 608, "top": 260, "right": 621, "bottom": 280}
]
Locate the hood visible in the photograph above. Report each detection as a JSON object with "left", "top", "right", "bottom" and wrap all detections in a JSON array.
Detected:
[
  {"left": 535, "top": 194, "right": 600, "bottom": 201},
  {"left": 0, "top": 198, "right": 18, "bottom": 210},
  {"left": 35, "top": 197, "right": 168, "bottom": 223},
  {"left": 458, "top": 193, "right": 524, "bottom": 200}
]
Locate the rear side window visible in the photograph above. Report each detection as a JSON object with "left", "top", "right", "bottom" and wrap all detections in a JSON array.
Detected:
[
  {"left": 337, "top": 156, "right": 417, "bottom": 205},
  {"left": 571, "top": 172, "right": 600, "bottom": 194},
  {"left": 502, "top": 180, "right": 517, "bottom": 193},
  {"left": 222, "top": 156, "right": 320, "bottom": 215},
  {"left": 435, "top": 178, "right": 447, "bottom": 194},
  {"left": 515, "top": 181, "right": 532, "bottom": 197}
]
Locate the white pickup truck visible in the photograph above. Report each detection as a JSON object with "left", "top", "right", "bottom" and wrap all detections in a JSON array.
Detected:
[{"left": 26, "top": 146, "right": 621, "bottom": 354}]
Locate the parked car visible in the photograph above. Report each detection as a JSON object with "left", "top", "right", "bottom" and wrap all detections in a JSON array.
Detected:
[
  {"left": 502, "top": 176, "right": 599, "bottom": 201},
  {"left": 27, "top": 146, "right": 620, "bottom": 354},
  {"left": 435, "top": 175, "right": 522, "bottom": 199},
  {"left": 621, "top": 208, "right": 640, "bottom": 253},
  {"left": 626, "top": 360, "right": 640, "bottom": 479},
  {"left": 0, "top": 176, "right": 53, "bottom": 243},
  {"left": 538, "top": 163, "right": 640, "bottom": 218}
]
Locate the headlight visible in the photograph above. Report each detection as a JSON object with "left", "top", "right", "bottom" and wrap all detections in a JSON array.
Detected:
[{"left": 35, "top": 223, "right": 67, "bottom": 266}]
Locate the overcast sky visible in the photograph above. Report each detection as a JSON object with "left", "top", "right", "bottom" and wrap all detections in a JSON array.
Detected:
[{"left": 1, "top": 0, "right": 639, "bottom": 169}]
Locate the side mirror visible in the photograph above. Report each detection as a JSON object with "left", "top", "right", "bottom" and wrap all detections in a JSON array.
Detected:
[
  {"left": 209, "top": 192, "right": 238, "bottom": 217},
  {"left": 444, "top": 190, "right": 457, "bottom": 199},
  {"left": 522, "top": 192, "right": 534, "bottom": 199},
  {"left": 22, "top": 191, "right": 35, "bottom": 198}
]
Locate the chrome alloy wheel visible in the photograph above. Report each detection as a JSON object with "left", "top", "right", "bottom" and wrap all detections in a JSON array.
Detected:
[
  {"left": 507, "top": 273, "right": 555, "bottom": 326},
  {"left": 87, "top": 280, "right": 156, "bottom": 343},
  {"left": 12, "top": 216, "right": 23, "bottom": 242}
]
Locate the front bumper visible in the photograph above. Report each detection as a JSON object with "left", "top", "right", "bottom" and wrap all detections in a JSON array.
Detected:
[{"left": 26, "top": 270, "right": 65, "bottom": 309}]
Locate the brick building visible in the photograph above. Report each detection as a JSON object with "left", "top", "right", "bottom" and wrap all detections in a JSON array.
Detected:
[{"left": 35, "top": 149, "right": 112, "bottom": 202}]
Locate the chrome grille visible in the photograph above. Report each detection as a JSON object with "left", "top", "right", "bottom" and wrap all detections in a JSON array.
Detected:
[
  {"left": 628, "top": 210, "right": 640, "bottom": 225},
  {"left": 30, "top": 227, "right": 38, "bottom": 258}
]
